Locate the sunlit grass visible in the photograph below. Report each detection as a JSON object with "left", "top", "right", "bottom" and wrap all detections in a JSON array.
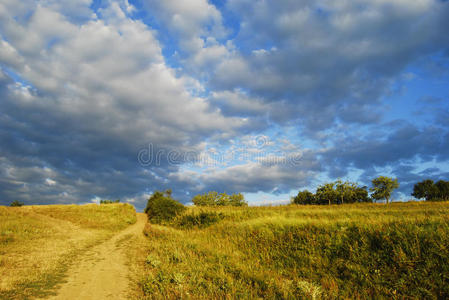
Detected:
[
  {"left": 0, "top": 203, "right": 136, "bottom": 299},
  {"left": 137, "top": 201, "right": 449, "bottom": 299}
]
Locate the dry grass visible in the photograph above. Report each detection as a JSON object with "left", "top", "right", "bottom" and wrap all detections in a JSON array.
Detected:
[
  {"left": 0, "top": 203, "right": 136, "bottom": 299},
  {"left": 137, "top": 201, "right": 449, "bottom": 299}
]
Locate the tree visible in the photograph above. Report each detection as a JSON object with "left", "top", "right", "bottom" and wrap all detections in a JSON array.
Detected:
[
  {"left": 316, "top": 183, "right": 338, "bottom": 205},
  {"left": 192, "top": 191, "right": 248, "bottom": 206},
  {"left": 100, "top": 199, "right": 120, "bottom": 204},
  {"left": 354, "top": 186, "right": 371, "bottom": 203},
  {"left": 10, "top": 200, "right": 24, "bottom": 207},
  {"left": 335, "top": 180, "right": 359, "bottom": 204},
  {"left": 145, "top": 190, "right": 185, "bottom": 223},
  {"left": 229, "top": 193, "right": 247, "bottom": 206},
  {"left": 434, "top": 180, "right": 449, "bottom": 201},
  {"left": 370, "top": 176, "right": 399, "bottom": 204},
  {"left": 412, "top": 179, "right": 436, "bottom": 201},
  {"left": 292, "top": 190, "right": 315, "bottom": 205},
  {"left": 411, "top": 179, "right": 449, "bottom": 201}
]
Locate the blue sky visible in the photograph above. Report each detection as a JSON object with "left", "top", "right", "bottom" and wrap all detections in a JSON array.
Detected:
[{"left": 0, "top": 0, "right": 448, "bottom": 209}]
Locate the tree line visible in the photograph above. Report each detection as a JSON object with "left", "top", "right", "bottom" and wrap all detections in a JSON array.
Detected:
[
  {"left": 412, "top": 179, "right": 449, "bottom": 201},
  {"left": 292, "top": 176, "right": 399, "bottom": 205},
  {"left": 293, "top": 176, "right": 449, "bottom": 205}
]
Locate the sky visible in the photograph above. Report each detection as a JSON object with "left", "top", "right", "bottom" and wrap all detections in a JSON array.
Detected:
[{"left": 1, "top": 0, "right": 449, "bottom": 210}]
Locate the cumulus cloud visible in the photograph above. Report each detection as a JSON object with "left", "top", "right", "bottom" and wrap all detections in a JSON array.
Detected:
[
  {"left": 170, "top": 150, "right": 321, "bottom": 195},
  {"left": 0, "top": 0, "right": 248, "bottom": 207},
  {"left": 0, "top": 0, "right": 448, "bottom": 207},
  {"left": 212, "top": 0, "right": 449, "bottom": 130}
]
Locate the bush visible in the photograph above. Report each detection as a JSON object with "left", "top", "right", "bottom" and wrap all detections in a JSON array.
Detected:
[
  {"left": 192, "top": 191, "right": 247, "bottom": 206},
  {"left": 100, "top": 199, "right": 120, "bottom": 204},
  {"left": 145, "top": 190, "right": 186, "bottom": 223},
  {"left": 292, "top": 190, "right": 315, "bottom": 205},
  {"left": 174, "top": 211, "right": 224, "bottom": 229},
  {"left": 10, "top": 200, "right": 24, "bottom": 207}
]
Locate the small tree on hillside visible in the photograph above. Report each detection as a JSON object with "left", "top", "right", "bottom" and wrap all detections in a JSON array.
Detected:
[
  {"left": 292, "top": 190, "right": 315, "bottom": 205},
  {"left": 100, "top": 199, "right": 120, "bottom": 204},
  {"left": 370, "top": 176, "right": 399, "bottom": 204},
  {"left": 316, "top": 183, "right": 338, "bottom": 205},
  {"left": 229, "top": 193, "right": 247, "bottom": 206},
  {"left": 192, "top": 191, "right": 248, "bottom": 206},
  {"left": 435, "top": 180, "right": 449, "bottom": 201},
  {"left": 335, "top": 180, "right": 358, "bottom": 204},
  {"left": 354, "top": 186, "right": 371, "bottom": 203},
  {"left": 145, "top": 190, "right": 185, "bottom": 223},
  {"left": 412, "top": 179, "right": 437, "bottom": 201}
]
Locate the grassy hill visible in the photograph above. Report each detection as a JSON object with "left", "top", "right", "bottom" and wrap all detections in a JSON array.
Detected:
[
  {"left": 136, "top": 202, "right": 449, "bottom": 299},
  {"left": 0, "top": 203, "right": 136, "bottom": 299}
]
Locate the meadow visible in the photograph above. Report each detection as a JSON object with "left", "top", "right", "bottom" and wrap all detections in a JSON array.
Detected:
[
  {"left": 0, "top": 203, "right": 136, "bottom": 299},
  {"left": 1, "top": 201, "right": 448, "bottom": 299},
  {"left": 135, "top": 202, "right": 449, "bottom": 299}
]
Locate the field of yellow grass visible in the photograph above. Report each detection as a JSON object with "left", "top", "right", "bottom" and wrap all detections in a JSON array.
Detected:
[
  {"left": 2, "top": 201, "right": 448, "bottom": 299},
  {"left": 137, "top": 202, "right": 449, "bottom": 299},
  {"left": 0, "top": 203, "right": 136, "bottom": 299}
]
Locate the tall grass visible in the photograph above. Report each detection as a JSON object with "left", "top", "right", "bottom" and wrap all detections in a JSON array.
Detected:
[
  {"left": 0, "top": 203, "right": 136, "bottom": 299},
  {"left": 138, "top": 202, "right": 449, "bottom": 299}
]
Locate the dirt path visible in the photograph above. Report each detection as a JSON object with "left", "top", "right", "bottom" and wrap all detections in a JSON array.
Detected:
[{"left": 46, "top": 213, "right": 147, "bottom": 300}]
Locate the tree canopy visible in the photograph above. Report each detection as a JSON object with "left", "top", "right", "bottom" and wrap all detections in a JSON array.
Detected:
[
  {"left": 192, "top": 192, "right": 247, "bottom": 206},
  {"left": 292, "top": 180, "right": 371, "bottom": 205},
  {"left": 412, "top": 179, "right": 449, "bottom": 201},
  {"left": 370, "top": 176, "right": 399, "bottom": 204},
  {"left": 10, "top": 200, "right": 24, "bottom": 207},
  {"left": 145, "top": 190, "right": 185, "bottom": 223}
]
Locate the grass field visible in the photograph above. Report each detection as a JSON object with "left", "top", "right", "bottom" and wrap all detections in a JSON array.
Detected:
[
  {"left": 0, "top": 203, "right": 136, "bottom": 299},
  {"left": 136, "top": 202, "right": 449, "bottom": 299}
]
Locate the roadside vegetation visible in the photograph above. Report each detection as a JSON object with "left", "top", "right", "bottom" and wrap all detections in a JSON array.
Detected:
[
  {"left": 0, "top": 203, "right": 136, "bottom": 299},
  {"left": 137, "top": 190, "right": 449, "bottom": 299}
]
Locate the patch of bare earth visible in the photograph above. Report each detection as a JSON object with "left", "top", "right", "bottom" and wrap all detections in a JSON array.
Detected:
[{"left": 46, "top": 213, "right": 147, "bottom": 300}]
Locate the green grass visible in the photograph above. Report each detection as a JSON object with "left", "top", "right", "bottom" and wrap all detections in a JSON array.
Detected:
[
  {"left": 0, "top": 203, "right": 136, "bottom": 299},
  {"left": 138, "top": 202, "right": 449, "bottom": 299}
]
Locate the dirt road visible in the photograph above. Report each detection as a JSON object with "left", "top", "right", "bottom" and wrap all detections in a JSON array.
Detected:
[{"left": 46, "top": 213, "right": 147, "bottom": 300}]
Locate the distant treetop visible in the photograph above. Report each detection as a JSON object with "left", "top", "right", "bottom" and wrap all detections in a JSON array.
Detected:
[
  {"left": 10, "top": 200, "right": 24, "bottom": 207},
  {"left": 192, "top": 191, "right": 248, "bottom": 207},
  {"left": 100, "top": 199, "right": 120, "bottom": 204}
]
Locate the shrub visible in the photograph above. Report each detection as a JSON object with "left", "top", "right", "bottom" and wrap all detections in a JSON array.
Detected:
[
  {"left": 100, "top": 199, "right": 120, "bottom": 204},
  {"left": 145, "top": 190, "right": 186, "bottom": 223},
  {"left": 292, "top": 190, "right": 315, "bottom": 205},
  {"left": 192, "top": 191, "right": 247, "bottom": 206},
  {"left": 10, "top": 200, "right": 24, "bottom": 207},
  {"left": 174, "top": 211, "right": 224, "bottom": 229}
]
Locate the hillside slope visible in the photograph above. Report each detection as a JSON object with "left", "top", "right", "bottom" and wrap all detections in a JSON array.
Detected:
[{"left": 137, "top": 202, "right": 449, "bottom": 299}]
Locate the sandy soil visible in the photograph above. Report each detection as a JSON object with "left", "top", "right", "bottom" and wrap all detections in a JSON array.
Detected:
[{"left": 46, "top": 213, "right": 147, "bottom": 300}]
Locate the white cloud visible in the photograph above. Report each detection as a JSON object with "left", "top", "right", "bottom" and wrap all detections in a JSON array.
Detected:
[
  {"left": 0, "top": 0, "right": 249, "bottom": 207},
  {"left": 45, "top": 178, "right": 57, "bottom": 186}
]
